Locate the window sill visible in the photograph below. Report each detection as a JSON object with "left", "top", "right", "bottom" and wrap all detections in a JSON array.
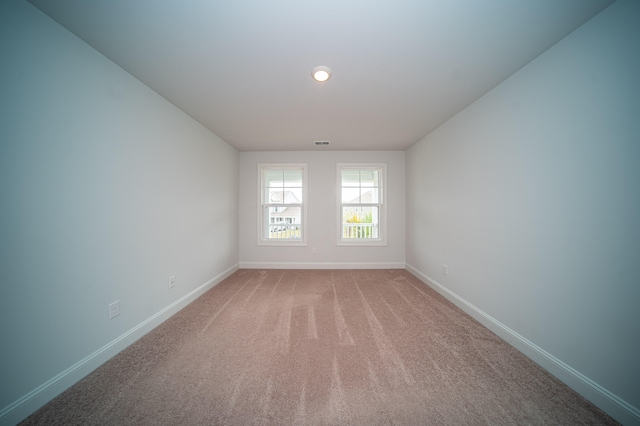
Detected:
[
  {"left": 337, "top": 239, "right": 387, "bottom": 247},
  {"left": 258, "top": 240, "right": 307, "bottom": 247}
]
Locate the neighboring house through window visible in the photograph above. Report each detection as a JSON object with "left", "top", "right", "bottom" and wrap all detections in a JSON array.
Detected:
[
  {"left": 258, "top": 163, "right": 307, "bottom": 245},
  {"left": 337, "top": 163, "right": 387, "bottom": 245}
]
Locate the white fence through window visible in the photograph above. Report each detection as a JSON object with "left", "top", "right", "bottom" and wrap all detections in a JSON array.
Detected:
[
  {"left": 342, "top": 223, "right": 375, "bottom": 239},
  {"left": 269, "top": 224, "right": 301, "bottom": 239}
]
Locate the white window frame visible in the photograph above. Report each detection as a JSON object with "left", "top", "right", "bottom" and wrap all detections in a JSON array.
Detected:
[
  {"left": 337, "top": 163, "right": 387, "bottom": 246},
  {"left": 257, "top": 163, "right": 307, "bottom": 246}
]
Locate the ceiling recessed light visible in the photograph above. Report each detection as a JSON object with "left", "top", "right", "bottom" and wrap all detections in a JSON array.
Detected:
[{"left": 312, "top": 66, "right": 332, "bottom": 82}]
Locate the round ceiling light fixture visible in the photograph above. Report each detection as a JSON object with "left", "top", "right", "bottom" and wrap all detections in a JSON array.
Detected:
[{"left": 312, "top": 65, "right": 332, "bottom": 82}]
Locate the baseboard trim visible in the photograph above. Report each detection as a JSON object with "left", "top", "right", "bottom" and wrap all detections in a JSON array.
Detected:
[
  {"left": 405, "top": 263, "right": 640, "bottom": 426},
  {"left": 239, "top": 261, "right": 406, "bottom": 270},
  {"left": 0, "top": 263, "right": 239, "bottom": 426}
]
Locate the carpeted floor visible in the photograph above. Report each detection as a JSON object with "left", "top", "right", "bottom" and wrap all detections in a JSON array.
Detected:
[{"left": 22, "top": 269, "right": 617, "bottom": 425}]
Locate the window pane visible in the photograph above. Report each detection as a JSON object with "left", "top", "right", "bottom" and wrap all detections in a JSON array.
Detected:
[
  {"left": 360, "top": 170, "right": 378, "bottom": 187},
  {"left": 283, "top": 170, "right": 302, "bottom": 187},
  {"left": 264, "top": 170, "right": 283, "bottom": 187},
  {"left": 360, "top": 187, "right": 379, "bottom": 203},
  {"left": 284, "top": 188, "right": 302, "bottom": 204},
  {"left": 341, "top": 206, "right": 379, "bottom": 239},
  {"left": 267, "top": 189, "right": 284, "bottom": 204},
  {"left": 266, "top": 187, "right": 302, "bottom": 204},
  {"left": 341, "top": 170, "right": 360, "bottom": 187},
  {"left": 266, "top": 206, "right": 302, "bottom": 239},
  {"left": 342, "top": 187, "right": 360, "bottom": 203}
]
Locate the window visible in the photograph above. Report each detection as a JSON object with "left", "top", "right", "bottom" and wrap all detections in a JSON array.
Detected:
[
  {"left": 258, "top": 163, "right": 307, "bottom": 245},
  {"left": 337, "top": 163, "right": 386, "bottom": 245}
]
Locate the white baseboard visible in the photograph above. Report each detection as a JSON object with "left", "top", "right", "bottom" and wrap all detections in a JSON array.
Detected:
[
  {"left": 0, "top": 263, "right": 239, "bottom": 426},
  {"left": 239, "top": 261, "right": 406, "bottom": 270},
  {"left": 405, "top": 263, "right": 640, "bottom": 426}
]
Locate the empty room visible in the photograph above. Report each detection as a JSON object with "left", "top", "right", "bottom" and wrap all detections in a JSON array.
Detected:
[{"left": 1, "top": 0, "right": 638, "bottom": 424}]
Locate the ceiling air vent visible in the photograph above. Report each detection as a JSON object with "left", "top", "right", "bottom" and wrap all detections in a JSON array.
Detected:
[{"left": 314, "top": 141, "right": 330, "bottom": 146}]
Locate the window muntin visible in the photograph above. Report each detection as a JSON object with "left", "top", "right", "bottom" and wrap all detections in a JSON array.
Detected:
[
  {"left": 258, "top": 164, "right": 307, "bottom": 245},
  {"left": 338, "top": 164, "right": 386, "bottom": 245}
]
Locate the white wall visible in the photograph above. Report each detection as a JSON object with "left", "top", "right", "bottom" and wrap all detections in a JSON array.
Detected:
[
  {"left": 406, "top": 0, "right": 640, "bottom": 423},
  {"left": 0, "top": 1, "right": 239, "bottom": 423},
  {"left": 239, "top": 151, "right": 405, "bottom": 268}
]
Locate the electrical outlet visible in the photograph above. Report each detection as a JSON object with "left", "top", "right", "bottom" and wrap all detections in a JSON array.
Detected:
[
  {"left": 169, "top": 275, "right": 175, "bottom": 288},
  {"left": 109, "top": 300, "right": 120, "bottom": 320},
  {"left": 442, "top": 264, "right": 448, "bottom": 275},
  {"left": 312, "top": 247, "right": 317, "bottom": 254}
]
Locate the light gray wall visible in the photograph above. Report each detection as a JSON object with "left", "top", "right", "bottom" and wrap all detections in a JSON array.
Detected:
[
  {"left": 239, "top": 151, "right": 405, "bottom": 268},
  {"left": 0, "top": 1, "right": 238, "bottom": 421},
  {"left": 406, "top": 0, "right": 639, "bottom": 422}
]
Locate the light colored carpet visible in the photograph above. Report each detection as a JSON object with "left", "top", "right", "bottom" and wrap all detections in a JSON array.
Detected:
[{"left": 22, "top": 269, "right": 617, "bottom": 425}]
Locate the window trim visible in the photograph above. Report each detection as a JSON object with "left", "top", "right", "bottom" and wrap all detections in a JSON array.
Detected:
[
  {"left": 336, "top": 163, "right": 387, "bottom": 246},
  {"left": 257, "top": 163, "right": 308, "bottom": 246}
]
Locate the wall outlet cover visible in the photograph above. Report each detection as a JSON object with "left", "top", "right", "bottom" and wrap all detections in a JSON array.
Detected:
[{"left": 108, "top": 300, "right": 120, "bottom": 319}]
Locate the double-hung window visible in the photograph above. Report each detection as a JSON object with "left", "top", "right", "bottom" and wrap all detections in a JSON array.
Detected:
[
  {"left": 337, "top": 163, "right": 386, "bottom": 245},
  {"left": 258, "top": 163, "right": 307, "bottom": 245}
]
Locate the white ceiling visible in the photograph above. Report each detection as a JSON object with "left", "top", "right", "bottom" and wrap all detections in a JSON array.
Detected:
[{"left": 28, "top": 0, "right": 613, "bottom": 151}]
